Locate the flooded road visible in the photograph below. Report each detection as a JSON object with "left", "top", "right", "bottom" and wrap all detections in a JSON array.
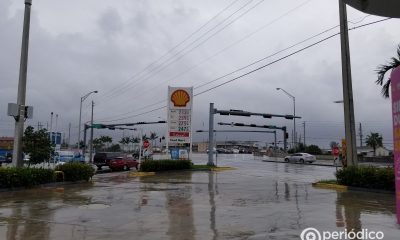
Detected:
[{"left": 0, "top": 154, "right": 398, "bottom": 239}]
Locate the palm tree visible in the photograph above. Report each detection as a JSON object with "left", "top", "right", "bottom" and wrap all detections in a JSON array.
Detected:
[
  {"left": 119, "top": 137, "right": 130, "bottom": 152},
  {"left": 365, "top": 132, "right": 383, "bottom": 156},
  {"left": 99, "top": 135, "right": 113, "bottom": 149},
  {"left": 376, "top": 44, "right": 400, "bottom": 98},
  {"left": 149, "top": 132, "right": 159, "bottom": 148}
]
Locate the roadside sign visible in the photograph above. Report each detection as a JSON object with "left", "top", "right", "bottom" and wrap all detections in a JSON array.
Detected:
[
  {"left": 167, "top": 87, "right": 193, "bottom": 144},
  {"left": 143, "top": 140, "right": 150, "bottom": 149},
  {"left": 332, "top": 147, "right": 340, "bottom": 156}
]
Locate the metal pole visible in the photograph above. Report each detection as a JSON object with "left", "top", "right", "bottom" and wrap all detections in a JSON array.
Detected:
[
  {"left": 339, "top": 0, "right": 358, "bottom": 166},
  {"left": 50, "top": 112, "right": 53, "bottom": 143},
  {"left": 293, "top": 97, "right": 296, "bottom": 148},
  {"left": 139, "top": 129, "right": 143, "bottom": 163},
  {"left": 78, "top": 97, "right": 83, "bottom": 151},
  {"left": 12, "top": 0, "right": 32, "bottom": 167},
  {"left": 208, "top": 103, "right": 215, "bottom": 166},
  {"left": 89, "top": 101, "right": 94, "bottom": 164},
  {"left": 274, "top": 131, "right": 277, "bottom": 150},
  {"left": 55, "top": 114, "right": 58, "bottom": 144},
  {"left": 359, "top": 122, "right": 363, "bottom": 147},
  {"left": 83, "top": 124, "right": 87, "bottom": 161},
  {"left": 303, "top": 121, "right": 306, "bottom": 146},
  {"left": 68, "top": 123, "right": 71, "bottom": 148},
  {"left": 283, "top": 127, "right": 288, "bottom": 151}
]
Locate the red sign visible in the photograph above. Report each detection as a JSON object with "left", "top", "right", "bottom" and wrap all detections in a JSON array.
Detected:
[
  {"left": 143, "top": 140, "right": 150, "bottom": 149},
  {"left": 391, "top": 66, "right": 400, "bottom": 224},
  {"left": 169, "top": 132, "right": 190, "bottom": 137},
  {"left": 332, "top": 147, "right": 340, "bottom": 156}
]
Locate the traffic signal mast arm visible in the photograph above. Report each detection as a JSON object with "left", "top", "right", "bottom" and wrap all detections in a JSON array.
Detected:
[
  {"left": 218, "top": 122, "right": 286, "bottom": 130},
  {"left": 215, "top": 109, "right": 300, "bottom": 120},
  {"left": 91, "top": 120, "right": 166, "bottom": 129}
]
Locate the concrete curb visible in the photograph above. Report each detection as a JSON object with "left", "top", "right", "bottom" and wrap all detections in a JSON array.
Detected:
[
  {"left": 262, "top": 159, "right": 336, "bottom": 167},
  {"left": 312, "top": 182, "right": 395, "bottom": 194},
  {"left": 312, "top": 182, "right": 348, "bottom": 191}
]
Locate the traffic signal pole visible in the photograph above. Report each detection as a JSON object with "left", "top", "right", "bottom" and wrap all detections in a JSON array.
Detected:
[{"left": 208, "top": 103, "right": 215, "bottom": 166}]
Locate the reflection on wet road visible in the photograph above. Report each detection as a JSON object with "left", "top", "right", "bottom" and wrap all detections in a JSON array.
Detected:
[{"left": 0, "top": 154, "right": 398, "bottom": 239}]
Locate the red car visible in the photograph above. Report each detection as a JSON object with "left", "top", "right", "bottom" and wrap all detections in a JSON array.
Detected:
[{"left": 109, "top": 157, "right": 139, "bottom": 171}]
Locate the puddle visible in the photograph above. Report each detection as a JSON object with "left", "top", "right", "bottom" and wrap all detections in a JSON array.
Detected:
[{"left": 78, "top": 203, "right": 110, "bottom": 210}]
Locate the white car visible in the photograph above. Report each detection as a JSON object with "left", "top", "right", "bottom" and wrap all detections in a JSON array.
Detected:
[{"left": 284, "top": 153, "right": 316, "bottom": 164}]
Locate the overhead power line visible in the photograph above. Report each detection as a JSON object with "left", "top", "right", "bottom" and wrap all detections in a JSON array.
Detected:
[
  {"left": 96, "top": 0, "right": 260, "bottom": 104},
  {"left": 97, "top": 0, "right": 314, "bottom": 110},
  {"left": 97, "top": 0, "right": 243, "bottom": 101},
  {"left": 96, "top": 18, "right": 391, "bottom": 123}
]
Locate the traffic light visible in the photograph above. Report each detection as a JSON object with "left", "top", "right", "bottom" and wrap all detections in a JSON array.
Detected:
[
  {"left": 229, "top": 110, "right": 251, "bottom": 117},
  {"left": 284, "top": 115, "right": 294, "bottom": 119},
  {"left": 285, "top": 132, "right": 289, "bottom": 139},
  {"left": 262, "top": 114, "right": 272, "bottom": 118},
  {"left": 92, "top": 124, "right": 106, "bottom": 129}
]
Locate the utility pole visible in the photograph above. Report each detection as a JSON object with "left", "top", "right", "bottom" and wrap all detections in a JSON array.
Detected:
[
  {"left": 359, "top": 122, "right": 363, "bottom": 147},
  {"left": 89, "top": 101, "right": 94, "bottom": 164},
  {"left": 12, "top": 0, "right": 32, "bottom": 167},
  {"left": 339, "top": 0, "right": 358, "bottom": 166}
]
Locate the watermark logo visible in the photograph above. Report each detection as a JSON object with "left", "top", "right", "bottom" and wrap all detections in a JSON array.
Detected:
[
  {"left": 300, "top": 228, "right": 384, "bottom": 240},
  {"left": 301, "top": 228, "right": 321, "bottom": 240}
]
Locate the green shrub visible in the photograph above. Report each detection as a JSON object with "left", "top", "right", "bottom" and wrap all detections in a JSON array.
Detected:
[
  {"left": 0, "top": 167, "right": 54, "bottom": 188},
  {"left": 55, "top": 162, "right": 95, "bottom": 182},
  {"left": 140, "top": 160, "right": 192, "bottom": 172},
  {"left": 336, "top": 166, "right": 394, "bottom": 191}
]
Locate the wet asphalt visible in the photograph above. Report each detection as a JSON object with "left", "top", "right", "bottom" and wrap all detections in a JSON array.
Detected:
[{"left": 0, "top": 154, "right": 398, "bottom": 240}]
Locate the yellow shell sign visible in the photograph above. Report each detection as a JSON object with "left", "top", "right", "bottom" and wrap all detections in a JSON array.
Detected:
[{"left": 170, "top": 89, "right": 190, "bottom": 107}]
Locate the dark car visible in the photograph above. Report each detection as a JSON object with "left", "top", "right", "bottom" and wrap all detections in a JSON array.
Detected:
[
  {"left": 0, "top": 154, "right": 12, "bottom": 164},
  {"left": 93, "top": 152, "right": 123, "bottom": 170},
  {"left": 109, "top": 157, "right": 139, "bottom": 171}
]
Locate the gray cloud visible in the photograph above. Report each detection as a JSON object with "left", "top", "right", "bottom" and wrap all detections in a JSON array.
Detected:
[{"left": 0, "top": 0, "right": 399, "bottom": 149}]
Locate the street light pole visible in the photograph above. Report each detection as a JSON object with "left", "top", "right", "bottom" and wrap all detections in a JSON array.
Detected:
[
  {"left": 78, "top": 90, "right": 98, "bottom": 152},
  {"left": 12, "top": 0, "right": 32, "bottom": 167},
  {"left": 276, "top": 88, "right": 296, "bottom": 148},
  {"left": 89, "top": 101, "right": 94, "bottom": 164}
]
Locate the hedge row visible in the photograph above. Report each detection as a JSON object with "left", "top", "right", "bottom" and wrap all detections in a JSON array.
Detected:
[
  {"left": 140, "top": 160, "right": 192, "bottom": 172},
  {"left": 0, "top": 163, "right": 95, "bottom": 189},
  {"left": 336, "top": 166, "right": 394, "bottom": 191},
  {"left": 0, "top": 167, "right": 54, "bottom": 188},
  {"left": 55, "top": 162, "right": 95, "bottom": 182}
]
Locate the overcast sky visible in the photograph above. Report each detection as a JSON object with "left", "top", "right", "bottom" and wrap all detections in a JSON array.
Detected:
[{"left": 1, "top": 0, "right": 399, "bottom": 149}]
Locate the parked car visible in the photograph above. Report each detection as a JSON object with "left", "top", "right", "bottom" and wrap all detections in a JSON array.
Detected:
[
  {"left": 284, "top": 153, "right": 316, "bottom": 164},
  {"left": 93, "top": 152, "right": 124, "bottom": 170},
  {"left": 0, "top": 154, "right": 12, "bottom": 164},
  {"left": 109, "top": 157, "right": 139, "bottom": 171}
]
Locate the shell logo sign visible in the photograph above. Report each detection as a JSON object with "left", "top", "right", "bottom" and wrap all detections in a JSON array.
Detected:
[
  {"left": 170, "top": 89, "right": 190, "bottom": 107},
  {"left": 167, "top": 87, "right": 193, "bottom": 145}
]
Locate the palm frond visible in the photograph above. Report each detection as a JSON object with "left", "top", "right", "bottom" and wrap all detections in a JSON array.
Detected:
[
  {"left": 397, "top": 44, "right": 400, "bottom": 59},
  {"left": 381, "top": 78, "right": 391, "bottom": 98},
  {"left": 376, "top": 64, "right": 394, "bottom": 85}
]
